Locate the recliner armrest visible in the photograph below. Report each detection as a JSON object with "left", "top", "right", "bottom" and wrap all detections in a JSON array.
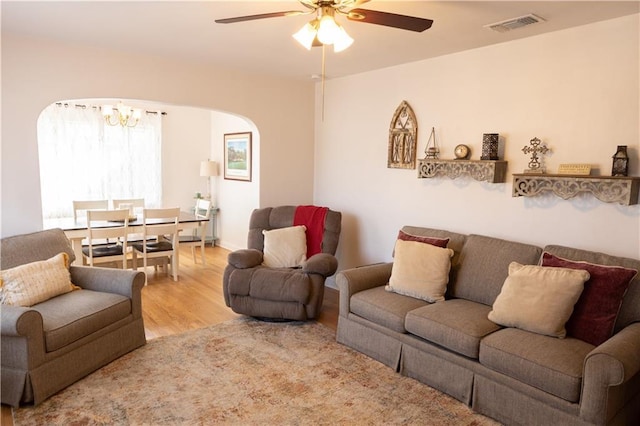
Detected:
[
  {"left": 228, "top": 249, "right": 263, "bottom": 269},
  {"left": 302, "top": 253, "right": 338, "bottom": 277}
]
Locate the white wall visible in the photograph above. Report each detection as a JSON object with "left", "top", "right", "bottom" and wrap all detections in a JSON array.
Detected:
[
  {"left": 1, "top": 35, "right": 314, "bottom": 241},
  {"left": 210, "top": 112, "right": 257, "bottom": 251},
  {"left": 315, "top": 14, "right": 640, "bottom": 271}
]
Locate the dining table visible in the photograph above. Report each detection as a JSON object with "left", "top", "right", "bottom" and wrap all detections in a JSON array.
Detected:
[{"left": 43, "top": 211, "right": 206, "bottom": 266}]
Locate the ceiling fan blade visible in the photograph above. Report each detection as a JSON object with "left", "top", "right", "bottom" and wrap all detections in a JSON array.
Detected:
[
  {"left": 215, "top": 10, "right": 304, "bottom": 24},
  {"left": 347, "top": 8, "right": 433, "bottom": 32}
]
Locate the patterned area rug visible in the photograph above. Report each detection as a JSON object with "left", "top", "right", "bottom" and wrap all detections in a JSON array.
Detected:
[{"left": 14, "top": 318, "right": 498, "bottom": 425}]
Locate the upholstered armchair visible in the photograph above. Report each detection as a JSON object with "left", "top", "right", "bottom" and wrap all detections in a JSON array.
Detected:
[
  {"left": 223, "top": 206, "right": 341, "bottom": 321},
  {"left": 1, "top": 229, "right": 146, "bottom": 406}
]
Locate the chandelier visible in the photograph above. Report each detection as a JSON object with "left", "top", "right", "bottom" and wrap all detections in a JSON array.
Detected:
[
  {"left": 102, "top": 101, "right": 142, "bottom": 128},
  {"left": 292, "top": 6, "right": 353, "bottom": 52}
]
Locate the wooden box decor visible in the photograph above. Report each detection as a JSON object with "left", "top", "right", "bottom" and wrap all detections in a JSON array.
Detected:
[
  {"left": 481, "top": 133, "right": 499, "bottom": 160},
  {"left": 388, "top": 101, "right": 418, "bottom": 169}
]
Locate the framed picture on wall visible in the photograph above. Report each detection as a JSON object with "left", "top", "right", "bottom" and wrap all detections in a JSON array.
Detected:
[{"left": 223, "top": 132, "right": 252, "bottom": 182}]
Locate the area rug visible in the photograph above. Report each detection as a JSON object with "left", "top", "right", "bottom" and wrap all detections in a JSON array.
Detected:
[{"left": 13, "top": 318, "right": 498, "bottom": 425}]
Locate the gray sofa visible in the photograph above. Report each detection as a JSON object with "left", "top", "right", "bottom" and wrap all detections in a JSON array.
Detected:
[
  {"left": 1, "top": 229, "right": 146, "bottom": 406},
  {"left": 336, "top": 226, "right": 640, "bottom": 426}
]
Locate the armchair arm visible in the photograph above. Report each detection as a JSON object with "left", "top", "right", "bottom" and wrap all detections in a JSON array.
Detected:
[
  {"left": 70, "top": 266, "right": 145, "bottom": 319},
  {"left": 1, "top": 306, "right": 46, "bottom": 369},
  {"left": 336, "top": 262, "right": 393, "bottom": 318},
  {"left": 303, "top": 253, "right": 338, "bottom": 277},
  {"left": 580, "top": 322, "right": 640, "bottom": 424},
  {"left": 228, "top": 249, "right": 263, "bottom": 269},
  {"left": 1, "top": 305, "right": 42, "bottom": 337},
  {"left": 70, "top": 266, "right": 144, "bottom": 298}
]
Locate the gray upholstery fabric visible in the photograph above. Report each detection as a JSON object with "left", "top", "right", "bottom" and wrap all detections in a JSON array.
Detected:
[
  {"left": 451, "top": 234, "right": 542, "bottom": 306},
  {"left": 1, "top": 228, "right": 76, "bottom": 268},
  {"left": 224, "top": 205, "right": 341, "bottom": 320},
  {"left": 1, "top": 230, "right": 146, "bottom": 407},
  {"left": 351, "top": 286, "right": 428, "bottom": 333},
  {"left": 405, "top": 299, "right": 501, "bottom": 359},
  {"left": 336, "top": 225, "right": 640, "bottom": 426},
  {"left": 544, "top": 245, "right": 640, "bottom": 332},
  {"left": 479, "top": 328, "right": 594, "bottom": 402},
  {"left": 33, "top": 290, "right": 131, "bottom": 352}
]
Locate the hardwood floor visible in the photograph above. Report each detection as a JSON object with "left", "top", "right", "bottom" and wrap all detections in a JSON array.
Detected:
[{"left": 1, "top": 245, "right": 339, "bottom": 424}]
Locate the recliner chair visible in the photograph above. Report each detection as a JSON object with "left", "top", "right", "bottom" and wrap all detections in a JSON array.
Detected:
[{"left": 223, "top": 206, "right": 341, "bottom": 321}]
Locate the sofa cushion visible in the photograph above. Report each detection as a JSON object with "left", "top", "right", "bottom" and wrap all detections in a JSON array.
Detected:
[
  {"left": 541, "top": 252, "right": 637, "bottom": 346},
  {"left": 386, "top": 240, "right": 454, "bottom": 303},
  {"left": 33, "top": 289, "right": 131, "bottom": 352},
  {"left": 1, "top": 252, "right": 77, "bottom": 307},
  {"left": 262, "top": 225, "right": 307, "bottom": 268},
  {"left": 479, "top": 328, "right": 594, "bottom": 402},
  {"left": 405, "top": 299, "right": 501, "bottom": 359},
  {"left": 451, "top": 234, "right": 542, "bottom": 306},
  {"left": 351, "top": 286, "right": 428, "bottom": 333},
  {"left": 544, "top": 245, "right": 640, "bottom": 334},
  {"left": 488, "top": 262, "right": 589, "bottom": 338}
]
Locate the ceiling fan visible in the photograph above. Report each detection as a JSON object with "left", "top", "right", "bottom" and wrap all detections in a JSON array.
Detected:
[{"left": 215, "top": 0, "right": 433, "bottom": 52}]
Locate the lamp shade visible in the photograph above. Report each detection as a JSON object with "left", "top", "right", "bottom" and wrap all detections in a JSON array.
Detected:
[{"left": 200, "top": 160, "right": 218, "bottom": 177}]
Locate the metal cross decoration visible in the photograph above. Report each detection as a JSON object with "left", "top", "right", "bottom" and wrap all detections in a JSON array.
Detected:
[{"left": 522, "top": 137, "right": 550, "bottom": 173}]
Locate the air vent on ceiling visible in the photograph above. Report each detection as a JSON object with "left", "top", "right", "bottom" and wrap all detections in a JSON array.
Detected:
[{"left": 485, "top": 14, "right": 545, "bottom": 33}]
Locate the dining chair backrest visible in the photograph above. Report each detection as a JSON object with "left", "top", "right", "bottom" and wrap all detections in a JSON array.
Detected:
[
  {"left": 112, "top": 198, "right": 145, "bottom": 212},
  {"left": 179, "top": 198, "right": 213, "bottom": 265},
  {"left": 85, "top": 209, "right": 129, "bottom": 268},
  {"left": 73, "top": 200, "right": 108, "bottom": 221},
  {"left": 142, "top": 207, "right": 181, "bottom": 247},
  {"left": 194, "top": 198, "right": 212, "bottom": 221}
]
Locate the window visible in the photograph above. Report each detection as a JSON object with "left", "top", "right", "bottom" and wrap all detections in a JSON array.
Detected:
[{"left": 37, "top": 103, "right": 162, "bottom": 219}]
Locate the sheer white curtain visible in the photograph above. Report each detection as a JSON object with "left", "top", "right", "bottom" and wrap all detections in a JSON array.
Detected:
[{"left": 37, "top": 103, "right": 162, "bottom": 219}]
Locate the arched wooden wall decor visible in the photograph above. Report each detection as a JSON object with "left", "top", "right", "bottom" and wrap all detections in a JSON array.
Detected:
[{"left": 388, "top": 100, "right": 418, "bottom": 169}]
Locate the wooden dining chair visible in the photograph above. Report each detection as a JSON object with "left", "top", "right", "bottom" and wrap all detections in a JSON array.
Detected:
[
  {"left": 131, "top": 207, "right": 180, "bottom": 284},
  {"left": 73, "top": 200, "right": 108, "bottom": 221},
  {"left": 82, "top": 209, "right": 129, "bottom": 268},
  {"left": 179, "top": 198, "right": 212, "bottom": 264},
  {"left": 111, "top": 198, "right": 145, "bottom": 214}
]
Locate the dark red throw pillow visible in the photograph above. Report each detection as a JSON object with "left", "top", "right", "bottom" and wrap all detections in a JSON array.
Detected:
[
  {"left": 397, "top": 230, "right": 449, "bottom": 248},
  {"left": 541, "top": 252, "right": 637, "bottom": 346}
]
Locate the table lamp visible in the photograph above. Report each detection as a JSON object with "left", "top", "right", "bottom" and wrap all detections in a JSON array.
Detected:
[{"left": 200, "top": 160, "right": 218, "bottom": 200}]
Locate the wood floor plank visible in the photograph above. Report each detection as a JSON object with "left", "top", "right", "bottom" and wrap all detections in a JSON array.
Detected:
[{"left": 1, "top": 245, "right": 339, "bottom": 423}]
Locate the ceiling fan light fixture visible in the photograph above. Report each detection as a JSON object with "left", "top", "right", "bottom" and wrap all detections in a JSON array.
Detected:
[
  {"left": 293, "top": 20, "right": 318, "bottom": 50},
  {"left": 332, "top": 26, "right": 354, "bottom": 52},
  {"left": 316, "top": 14, "right": 341, "bottom": 45}
]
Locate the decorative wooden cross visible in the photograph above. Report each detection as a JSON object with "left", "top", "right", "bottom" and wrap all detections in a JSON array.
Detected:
[{"left": 522, "top": 137, "right": 550, "bottom": 173}]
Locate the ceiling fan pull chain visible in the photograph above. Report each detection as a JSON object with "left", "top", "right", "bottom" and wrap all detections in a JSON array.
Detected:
[{"left": 321, "top": 43, "right": 326, "bottom": 122}]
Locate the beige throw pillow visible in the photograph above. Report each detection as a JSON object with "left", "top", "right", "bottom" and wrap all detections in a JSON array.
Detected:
[
  {"left": 262, "top": 225, "right": 307, "bottom": 268},
  {"left": 385, "top": 239, "right": 454, "bottom": 303},
  {"left": 488, "top": 262, "right": 590, "bottom": 338},
  {"left": 1, "top": 252, "right": 76, "bottom": 307}
]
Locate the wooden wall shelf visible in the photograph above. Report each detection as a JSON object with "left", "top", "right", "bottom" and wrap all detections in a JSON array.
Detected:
[
  {"left": 418, "top": 159, "right": 508, "bottom": 183},
  {"left": 512, "top": 174, "right": 640, "bottom": 205}
]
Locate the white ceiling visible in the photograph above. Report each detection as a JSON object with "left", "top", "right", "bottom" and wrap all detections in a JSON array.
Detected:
[{"left": 2, "top": 1, "right": 638, "bottom": 81}]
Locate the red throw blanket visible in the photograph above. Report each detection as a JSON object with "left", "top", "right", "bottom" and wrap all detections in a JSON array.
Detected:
[{"left": 293, "top": 205, "right": 328, "bottom": 258}]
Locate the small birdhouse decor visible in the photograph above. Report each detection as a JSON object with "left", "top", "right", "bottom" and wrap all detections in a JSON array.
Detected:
[
  {"left": 388, "top": 101, "right": 418, "bottom": 169},
  {"left": 611, "top": 145, "right": 629, "bottom": 177}
]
